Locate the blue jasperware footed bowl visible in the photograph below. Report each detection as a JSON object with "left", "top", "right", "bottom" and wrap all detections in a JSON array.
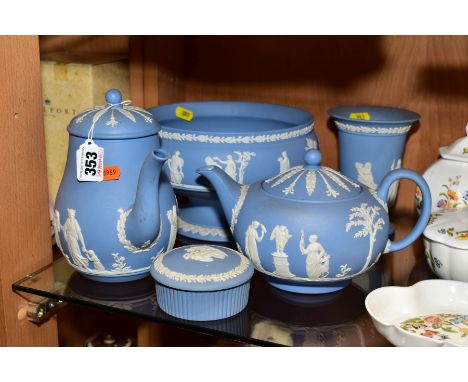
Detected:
[{"left": 148, "top": 101, "right": 318, "bottom": 243}]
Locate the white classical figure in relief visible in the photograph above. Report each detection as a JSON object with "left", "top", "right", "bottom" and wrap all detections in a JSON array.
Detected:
[
  {"left": 166, "top": 205, "right": 178, "bottom": 251},
  {"left": 205, "top": 151, "right": 255, "bottom": 183},
  {"left": 168, "top": 150, "right": 184, "bottom": 184},
  {"left": 387, "top": 158, "right": 402, "bottom": 204},
  {"left": 62, "top": 208, "right": 91, "bottom": 271},
  {"left": 299, "top": 230, "right": 330, "bottom": 279},
  {"left": 183, "top": 246, "right": 228, "bottom": 262},
  {"left": 305, "top": 137, "right": 318, "bottom": 150},
  {"left": 245, "top": 220, "right": 267, "bottom": 270},
  {"left": 270, "top": 225, "right": 295, "bottom": 278},
  {"left": 53, "top": 210, "right": 65, "bottom": 254},
  {"left": 355, "top": 162, "right": 377, "bottom": 190},
  {"left": 85, "top": 250, "right": 105, "bottom": 272},
  {"left": 277, "top": 151, "right": 290, "bottom": 174}
]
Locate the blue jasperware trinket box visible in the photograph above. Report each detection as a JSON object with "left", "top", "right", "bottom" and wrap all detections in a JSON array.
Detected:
[{"left": 150, "top": 245, "right": 254, "bottom": 321}]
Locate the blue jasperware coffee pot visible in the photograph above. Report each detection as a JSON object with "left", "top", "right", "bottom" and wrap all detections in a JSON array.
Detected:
[
  {"left": 198, "top": 149, "right": 431, "bottom": 294},
  {"left": 54, "top": 89, "right": 177, "bottom": 282}
]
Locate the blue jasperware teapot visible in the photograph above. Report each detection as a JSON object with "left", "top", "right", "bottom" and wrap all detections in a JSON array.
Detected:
[
  {"left": 198, "top": 149, "right": 431, "bottom": 294},
  {"left": 54, "top": 89, "right": 177, "bottom": 282}
]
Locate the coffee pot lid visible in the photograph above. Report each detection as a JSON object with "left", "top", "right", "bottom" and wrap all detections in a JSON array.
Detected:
[
  {"left": 262, "top": 150, "right": 363, "bottom": 202},
  {"left": 439, "top": 123, "right": 468, "bottom": 162},
  {"left": 67, "top": 89, "right": 159, "bottom": 139}
]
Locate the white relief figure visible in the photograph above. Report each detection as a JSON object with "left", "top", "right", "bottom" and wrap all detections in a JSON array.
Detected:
[
  {"left": 277, "top": 151, "right": 290, "bottom": 174},
  {"left": 245, "top": 220, "right": 267, "bottom": 271},
  {"left": 62, "top": 208, "right": 91, "bottom": 271},
  {"left": 183, "top": 246, "right": 228, "bottom": 262},
  {"left": 85, "top": 249, "right": 105, "bottom": 272},
  {"left": 346, "top": 203, "right": 385, "bottom": 273},
  {"left": 305, "top": 137, "right": 318, "bottom": 150},
  {"left": 270, "top": 225, "right": 295, "bottom": 278},
  {"left": 168, "top": 150, "right": 184, "bottom": 184},
  {"left": 299, "top": 231, "right": 330, "bottom": 279},
  {"left": 388, "top": 158, "right": 402, "bottom": 204},
  {"left": 355, "top": 162, "right": 377, "bottom": 189},
  {"left": 205, "top": 151, "right": 256, "bottom": 183},
  {"left": 53, "top": 210, "right": 65, "bottom": 255},
  {"left": 209, "top": 154, "right": 237, "bottom": 180},
  {"left": 166, "top": 205, "right": 178, "bottom": 251}
]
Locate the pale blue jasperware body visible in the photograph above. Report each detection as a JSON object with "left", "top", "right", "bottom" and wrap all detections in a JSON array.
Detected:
[
  {"left": 148, "top": 101, "right": 319, "bottom": 243},
  {"left": 328, "top": 105, "right": 420, "bottom": 207},
  {"left": 150, "top": 245, "right": 254, "bottom": 321},
  {"left": 198, "top": 149, "right": 432, "bottom": 294},
  {"left": 54, "top": 89, "right": 177, "bottom": 282}
]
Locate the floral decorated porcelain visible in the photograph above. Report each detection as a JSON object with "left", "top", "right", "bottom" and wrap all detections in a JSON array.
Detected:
[
  {"left": 416, "top": 124, "right": 468, "bottom": 213},
  {"left": 365, "top": 280, "right": 468, "bottom": 346},
  {"left": 148, "top": 101, "right": 318, "bottom": 242},
  {"left": 423, "top": 208, "right": 468, "bottom": 282},
  {"left": 54, "top": 89, "right": 177, "bottom": 282},
  {"left": 198, "top": 149, "right": 431, "bottom": 294},
  {"left": 329, "top": 105, "right": 420, "bottom": 207},
  {"left": 150, "top": 245, "right": 254, "bottom": 321}
]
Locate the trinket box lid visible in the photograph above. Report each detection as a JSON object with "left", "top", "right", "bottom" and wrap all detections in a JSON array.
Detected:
[
  {"left": 262, "top": 150, "right": 363, "bottom": 202},
  {"left": 67, "top": 89, "right": 159, "bottom": 139},
  {"left": 150, "top": 245, "right": 254, "bottom": 292},
  {"left": 439, "top": 124, "right": 468, "bottom": 163},
  {"left": 424, "top": 208, "right": 468, "bottom": 249}
]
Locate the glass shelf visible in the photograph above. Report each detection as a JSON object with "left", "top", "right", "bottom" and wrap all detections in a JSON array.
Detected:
[{"left": 12, "top": 238, "right": 436, "bottom": 347}]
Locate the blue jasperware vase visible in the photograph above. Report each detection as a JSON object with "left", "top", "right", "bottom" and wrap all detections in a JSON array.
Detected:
[
  {"left": 54, "top": 89, "right": 177, "bottom": 282},
  {"left": 198, "top": 149, "right": 432, "bottom": 294},
  {"left": 150, "top": 245, "right": 254, "bottom": 321},
  {"left": 148, "top": 101, "right": 318, "bottom": 242},
  {"left": 328, "top": 105, "right": 420, "bottom": 207}
]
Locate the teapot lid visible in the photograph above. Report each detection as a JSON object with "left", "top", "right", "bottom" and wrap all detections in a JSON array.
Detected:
[
  {"left": 424, "top": 208, "right": 468, "bottom": 250},
  {"left": 262, "top": 150, "right": 363, "bottom": 202},
  {"left": 439, "top": 123, "right": 468, "bottom": 162},
  {"left": 67, "top": 89, "right": 159, "bottom": 139}
]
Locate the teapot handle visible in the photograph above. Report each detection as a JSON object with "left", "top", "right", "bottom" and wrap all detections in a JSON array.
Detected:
[{"left": 376, "top": 168, "right": 431, "bottom": 253}]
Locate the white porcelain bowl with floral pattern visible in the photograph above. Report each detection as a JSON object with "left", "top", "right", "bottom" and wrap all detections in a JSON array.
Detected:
[
  {"left": 365, "top": 280, "right": 468, "bottom": 346},
  {"left": 423, "top": 208, "right": 468, "bottom": 282}
]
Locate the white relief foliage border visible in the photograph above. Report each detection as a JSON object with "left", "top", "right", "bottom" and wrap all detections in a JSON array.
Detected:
[
  {"left": 74, "top": 103, "right": 154, "bottom": 127},
  {"left": 334, "top": 121, "right": 411, "bottom": 135},
  {"left": 266, "top": 167, "right": 358, "bottom": 198},
  {"left": 159, "top": 124, "right": 313, "bottom": 144},
  {"left": 178, "top": 217, "right": 229, "bottom": 238},
  {"left": 153, "top": 250, "right": 250, "bottom": 283},
  {"left": 116, "top": 208, "right": 163, "bottom": 253}
]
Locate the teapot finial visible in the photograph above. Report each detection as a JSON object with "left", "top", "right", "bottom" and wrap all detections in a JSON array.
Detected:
[
  {"left": 105, "top": 89, "right": 122, "bottom": 107},
  {"left": 304, "top": 149, "right": 322, "bottom": 170}
]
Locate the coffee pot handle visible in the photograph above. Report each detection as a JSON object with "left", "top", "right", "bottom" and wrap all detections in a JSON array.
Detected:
[{"left": 376, "top": 169, "right": 432, "bottom": 253}]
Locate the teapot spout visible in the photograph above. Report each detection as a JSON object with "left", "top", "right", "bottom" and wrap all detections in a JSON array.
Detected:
[
  {"left": 125, "top": 149, "right": 167, "bottom": 247},
  {"left": 197, "top": 165, "right": 243, "bottom": 227}
]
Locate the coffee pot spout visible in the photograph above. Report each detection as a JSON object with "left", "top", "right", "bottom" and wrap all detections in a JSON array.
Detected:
[{"left": 125, "top": 149, "right": 168, "bottom": 247}]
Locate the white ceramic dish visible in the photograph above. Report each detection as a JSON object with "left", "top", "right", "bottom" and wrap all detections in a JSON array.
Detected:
[
  {"left": 424, "top": 208, "right": 468, "bottom": 282},
  {"left": 365, "top": 280, "right": 468, "bottom": 346}
]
